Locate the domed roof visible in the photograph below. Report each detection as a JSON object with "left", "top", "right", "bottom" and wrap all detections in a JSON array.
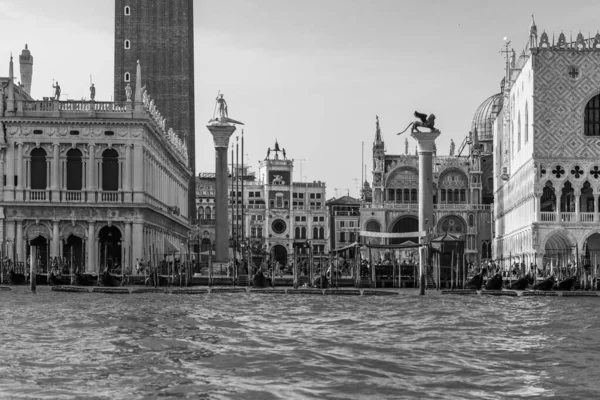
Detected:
[{"left": 471, "top": 93, "right": 503, "bottom": 141}]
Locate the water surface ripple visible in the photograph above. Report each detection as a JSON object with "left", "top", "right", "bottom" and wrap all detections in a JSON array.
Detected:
[{"left": 1, "top": 287, "right": 598, "bottom": 399}]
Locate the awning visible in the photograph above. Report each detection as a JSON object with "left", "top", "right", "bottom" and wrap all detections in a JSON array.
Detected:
[
  {"left": 330, "top": 242, "right": 362, "bottom": 254},
  {"left": 164, "top": 238, "right": 179, "bottom": 253}
]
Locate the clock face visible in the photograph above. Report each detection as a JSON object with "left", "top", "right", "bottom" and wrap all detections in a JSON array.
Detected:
[{"left": 271, "top": 219, "right": 287, "bottom": 235}]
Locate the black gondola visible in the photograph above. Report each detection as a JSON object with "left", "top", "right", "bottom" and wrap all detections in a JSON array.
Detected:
[
  {"left": 465, "top": 273, "right": 483, "bottom": 290},
  {"left": 533, "top": 276, "right": 555, "bottom": 291},
  {"left": 48, "top": 274, "right": 68, "bottom": 286},
  {"left": 484, "top": 274, "right": 503, "bottom": 290},
  {"left": 312, "top": 275, "right": 329, "bottom": 289},
  {"left": 554, "top": 276, "right": 575, "bottom": 291},
  {"left": 508, "top": 274, "right": 533, "bottom": 290},
  {"left": 252, "top": 271, "right": 271, "bottom": 288},
  {"left": 74, "top": 272, "right": 93, "bottom": 286},
  {"left": 100, "top": 271, "right": 117, "bottom": 287},
  {"left": 7, "top": 270, "right": 26, "bottom": 285}
]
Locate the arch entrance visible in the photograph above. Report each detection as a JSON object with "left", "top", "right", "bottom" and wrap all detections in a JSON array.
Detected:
[
  {"left": 390, "top": 217, "right": 419, "bottom": 245},
  {"left": 272, "top": 244, "right": 288, "bottom": 266},
  {"left": 543, "top": 232, "right": 573, "bottom": 275},
  {"left": 583, "top": 233, "right": 600, "bottom": 268},
  {"left": 63, "top": 235, "right": 84, "bottom": 272},
  {"left": 99, "top": 226, "right": 122, "bottom": 272},
  {"left": 27, "top": 235, "right": 49, "bottom": 273}
]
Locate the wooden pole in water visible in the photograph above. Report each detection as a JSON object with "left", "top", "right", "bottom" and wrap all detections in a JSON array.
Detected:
[
  {"left": 293, "top": 246, "right": 297, "bottom": 289},
  {"left": 451, "top": 249, "right": 454, "bottom": 290},
  {"left": 30, "top": 246, "right": 36, "bottom": 292}
]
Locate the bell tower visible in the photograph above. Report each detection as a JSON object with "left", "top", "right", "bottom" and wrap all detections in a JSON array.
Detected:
[{"left": 19, "top": 44, "right": 33, "bottom": 95}]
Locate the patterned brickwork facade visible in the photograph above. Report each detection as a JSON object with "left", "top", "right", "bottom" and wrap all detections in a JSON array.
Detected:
[
  {"left": 114, "top": 0, "right": 196, "bottom": 220},
  {"left": 493, "top": 26, "right": 600, "bottom": 271}
]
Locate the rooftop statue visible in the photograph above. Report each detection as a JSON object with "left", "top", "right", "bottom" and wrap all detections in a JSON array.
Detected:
[
  {"left": 397, "top": 111, "right": 439, "bottom": 135},
  {"left": 449, "top": 139, "right": 455, "bottom": 156},
  {"left": 208, "top": 93, "right": 244, "bottom": 125}
]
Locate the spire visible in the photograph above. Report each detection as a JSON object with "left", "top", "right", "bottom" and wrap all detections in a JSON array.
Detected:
[
  {"left": 374, "top": 115, "right": 383, "bottom": 143},
  {"left": 529, "top": 15, "right": 538, "bottom": 48},
  {"left": 135, "top": 59, "right": 142, "bottom": 103},
  {"left": 7, "top": 54, "right": 15, "bottom": 113}
]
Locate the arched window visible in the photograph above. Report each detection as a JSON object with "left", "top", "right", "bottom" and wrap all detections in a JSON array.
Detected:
[
  {"left": 124, "top": 72, "right": 130, "bottom": 82},
  {"left": 102, "top": 149, "right": 119, "bottom": 191},
  {"left": 319, "top": 227, "right": 324, "bottom": 239},
  {"left": 205, "top": 207, "right": 211, "bottom": 219},
  {"left": 301, "top": 227, "right": 306, "bottom": 239},
  {"left": 541, "top": 182, "right": 556, "bottom": 212},
  {"left": 30, "top": 148, "right": 47, "bottom": 190},
  {"left": 468, "top": 214, "right": 474, "bottom": 227},
  {"left": 313, "top": 227, "right": 318, "bottom": 239},
  {"left": 198, "top": 207, "right": 205, "bottom": 220},
  {"left": 66, "top": 149, "right": 83, "bottom": 190},
  {"left": 410, "top": 189, "right": 417, "bottom": 203},
  {"left": 295, "top": 227, "right": 301, "bottom": 238},
  {"left": 124, "top": 40, "right": 131, "bottom": 49},
  {"left": 524, "top": 102, "right": 529, "bottom": 143},
  {"left": 517, "top": 112, "right": 522, "bottom": 151},
  {"left": 124, "top": 6, "right": 130, "bottom": 15},
  {"left": 584, "top": 94, "right": 600, "bottom": 136}
]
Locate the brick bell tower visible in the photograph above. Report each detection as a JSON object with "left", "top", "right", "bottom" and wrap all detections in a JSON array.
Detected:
[{"left": 114, "top": 0, "right": 197, "bottom": 221}]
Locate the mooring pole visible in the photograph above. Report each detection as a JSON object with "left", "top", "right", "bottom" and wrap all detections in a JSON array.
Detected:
[{"left": 30, "top": 246, "right": 37, "bottom": 292}]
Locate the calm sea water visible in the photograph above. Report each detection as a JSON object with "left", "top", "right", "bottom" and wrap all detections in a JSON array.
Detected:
[{"left": 1, "top": 287, "right": 599, "bottom": 399}]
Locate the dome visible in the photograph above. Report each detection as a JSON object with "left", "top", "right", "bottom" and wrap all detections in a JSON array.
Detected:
[{"left": 471, "top": 93, "right": 503, "bottom": 141}]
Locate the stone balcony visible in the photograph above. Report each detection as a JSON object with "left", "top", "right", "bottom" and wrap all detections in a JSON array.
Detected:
[{"left": 540, "top": 211, "right": 596, "bottom": 223}]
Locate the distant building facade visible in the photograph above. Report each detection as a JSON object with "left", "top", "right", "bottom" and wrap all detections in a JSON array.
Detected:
[
  {"left": 0, "top": 56, "right": 191, "bottom": 273},
  {"left": 360, "top": 116, "right": 493, "bottom": 269},
  {"left": 326, "top": 196, "right": 360, "bottom": 256},
  {"left": 196, "top": 142, "right": 329, "bottom": 267}
]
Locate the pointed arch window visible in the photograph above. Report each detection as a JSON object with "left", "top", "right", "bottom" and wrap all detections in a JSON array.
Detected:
[
  {"left": 584, "top": 94, "right": 600, "bottom": 136},
  {"left": 517, "top": 112, "right": 521, "bottom": 151}
]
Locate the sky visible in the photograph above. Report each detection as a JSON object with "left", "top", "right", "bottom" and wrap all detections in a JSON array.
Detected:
[{"left": 2, "top": 0, "right": 600, "bottom": 199}]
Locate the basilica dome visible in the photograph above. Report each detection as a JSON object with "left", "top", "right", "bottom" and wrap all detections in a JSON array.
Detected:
[{"left": 471, "top": 93, "right": 503, "bottom": 141}]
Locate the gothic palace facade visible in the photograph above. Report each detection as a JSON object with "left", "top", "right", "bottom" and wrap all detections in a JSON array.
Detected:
[{"left": 494, "top": 20, "right": 600, "bottom": 269}]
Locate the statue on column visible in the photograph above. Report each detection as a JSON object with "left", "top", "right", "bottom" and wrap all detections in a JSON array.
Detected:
[
  {"left": 209, "top": 93, "right": 244, "bottom": 125},
  {"left": 397, "top": 111, "right": 440, "bottom": 135},
  {"left": 90, "top": 83, "right": 96, "bottom": 101}
]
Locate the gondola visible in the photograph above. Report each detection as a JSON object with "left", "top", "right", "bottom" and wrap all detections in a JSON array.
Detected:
[
  {"left": 508, "top": 274, "right": 533, "bottom": 290},
  {"left": 74, "top": 272, "right": 93, "bottom": 286},
  {"left": 484, "top": 274, "right": 503, "bottom": 290},
  {"left": 554, "top": 276, "right": 575, "bottom": 291},
  {"left": 252, "top": 272, "right": 271, "bottom": 288},
  {"left": 533, "top": 276, "right": 555, "bottom": 291},
  {"left": 48, "top": 273, "right": 68, "bottom": 286},
  {"left": 312, "top": 275, "right": 329, "bottom": 289},
  {"left": 7, "top": 270, "right": 26, "bottom": 285},
  {"left": 100, "top": 271, "right": 117, "bottom": 287},
  {"left": 465, "top": 273, "right": 483, "bottom": 290}
]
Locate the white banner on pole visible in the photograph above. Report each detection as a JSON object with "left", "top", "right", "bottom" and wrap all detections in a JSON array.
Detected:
[{"left": 359, "top": 231, "right": 426, "bottom": 238}]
